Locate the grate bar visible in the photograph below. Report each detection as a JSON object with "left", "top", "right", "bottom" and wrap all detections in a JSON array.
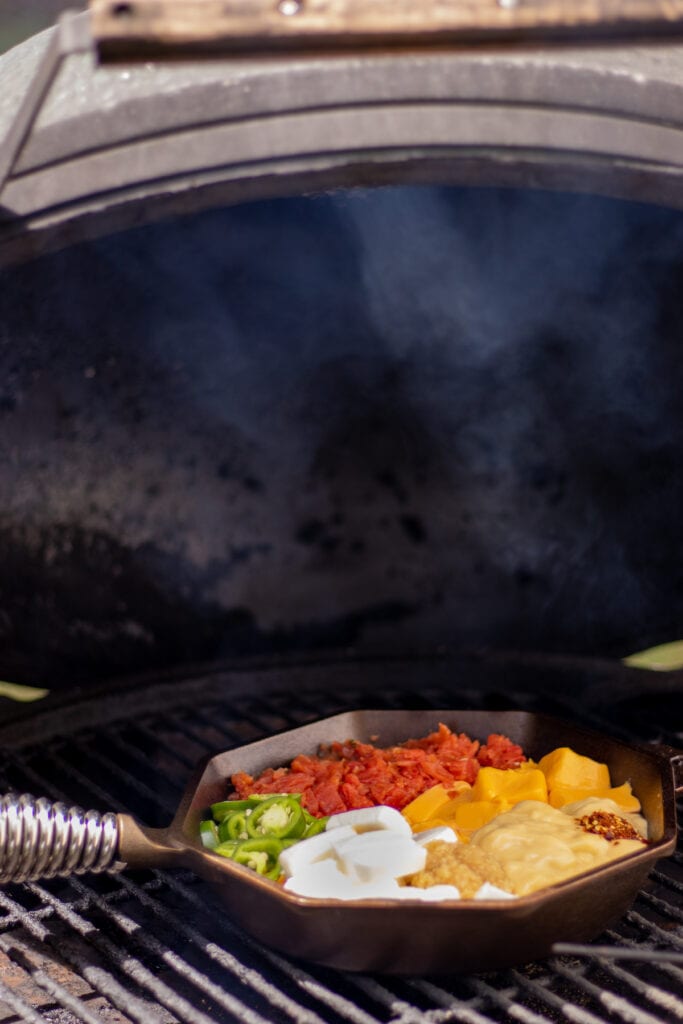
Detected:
[
  {"left": 0, "top": 889, "right": 169, "bottom": 1024},
  {"left": 66, "top": 874, "right": 283, "bottom": 1024},
  {"left": 27, "top": 881, "right": 213, "bottom": 1024},
  {"left": 553, "top": 943, "right": 683, "bottom": 965},
  {"left": 159, "top": 872, "right": 388, "bottom": 1024},
  {"left": 625, "top": 910, "right": 683, "bottom": 951},
  {"left": 550, "top": 960, "right": 671, "bottom": 1024},
  {"left": 474, "top": 972, "right": 610, "bottom": 1024},
  {"left": 355, "top": 976, "right": 497, "bottom": 1024},
  {"left": 638, "top": 890, "right": 683, "bottom": 924},
  {"left": 595, "top": 959, "right": 683, "bottom": 1020},
  {"left": 111, "top": 872, "right": 334, "bottom": 1024},
  {"left": 0, "top": 937, "right": 115, "bottom": 1024},
  {"left": 0, "top": 972, "right": 55, "bottom": 1024},
  {"left": 409, "top": 982, "right": 499, "bottom": 1024}
]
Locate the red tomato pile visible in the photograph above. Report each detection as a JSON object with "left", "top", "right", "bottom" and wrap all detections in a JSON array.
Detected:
[{"left": 230, "top": 723, "right": 526, "bottom": 817}]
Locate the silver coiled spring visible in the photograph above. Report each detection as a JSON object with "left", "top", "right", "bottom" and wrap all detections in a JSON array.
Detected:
[{"left": 0, "top": 793, "right": 120, "bottom": 884}]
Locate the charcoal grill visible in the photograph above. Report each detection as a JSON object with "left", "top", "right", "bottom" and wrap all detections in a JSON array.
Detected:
[{"left": 1, "top": 5, "right": 683, "bottom": 1022}]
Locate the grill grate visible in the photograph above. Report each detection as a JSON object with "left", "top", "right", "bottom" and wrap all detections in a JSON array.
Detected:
[{"left": 0, "top": 659, "right": 680, "bottom": 1024}]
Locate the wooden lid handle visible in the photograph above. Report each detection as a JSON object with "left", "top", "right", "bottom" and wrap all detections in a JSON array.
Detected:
[{"left": 90, "top": 0, "right": 683, "bottom": 59}]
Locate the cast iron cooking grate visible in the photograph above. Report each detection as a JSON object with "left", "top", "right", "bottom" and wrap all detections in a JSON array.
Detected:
[{"left": 0, "top": 658, "right": 680, "bottom": 1024}]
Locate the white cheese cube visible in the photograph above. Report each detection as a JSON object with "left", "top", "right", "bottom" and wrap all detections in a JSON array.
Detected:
[
  {"left": 473, "top": 882, "right": 517, "bottom": 900},
  {"left": 278, "top": 825, "right": 356, "bottom": 878},
  {"left": 395, "top": 885, "right": 462, "bottom": 901},
  {"left": 347, "top": 878, "right": 403, "bottom": 900},
  {"left": 325, "top": 805, "right": 412, "bottom": 837},
  {"left": 413, "top": 826, "right": 458, "bottom": 846},
  {"left": 284, "top": 862, "right": 403, "bottom": 901},
  {"left": 416, "top": 885, "right": 463, "bottom": 901},
  {"left": 334, "top": 831, "right": 426, "bottom": 883},
  {"left": 283, "top": 860, "right": 358, "bottom": 899}
]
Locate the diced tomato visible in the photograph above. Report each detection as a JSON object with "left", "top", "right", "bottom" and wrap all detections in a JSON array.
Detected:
[{"left": 229, "top": 723, "right": 526, "bottom": 817}]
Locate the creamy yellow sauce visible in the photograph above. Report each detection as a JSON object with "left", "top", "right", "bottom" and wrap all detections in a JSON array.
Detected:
[{"left": 468, "top": 799, "right": 647, "bottom": 896}]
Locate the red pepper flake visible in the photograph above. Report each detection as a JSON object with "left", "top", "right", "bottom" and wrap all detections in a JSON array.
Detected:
[{"left": 577, "top": 811, "right": 646, "bottom": 843}]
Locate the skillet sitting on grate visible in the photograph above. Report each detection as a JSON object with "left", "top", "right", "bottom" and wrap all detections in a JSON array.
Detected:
[{"left": 0, "top": 708, "right": 679, "bottom": 974}]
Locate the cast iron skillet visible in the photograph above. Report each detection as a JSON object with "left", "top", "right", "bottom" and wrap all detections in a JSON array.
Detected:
[{"left": 2, "top": 710, "right": 681, "bottom": 974}]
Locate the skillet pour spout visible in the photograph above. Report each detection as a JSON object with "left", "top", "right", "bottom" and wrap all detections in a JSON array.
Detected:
[{"left": 0, "top": 710, "right": 679, "bottom": 974}]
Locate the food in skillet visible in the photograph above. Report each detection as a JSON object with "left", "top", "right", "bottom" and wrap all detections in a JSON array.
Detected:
[
  {"left": 229, "top": 723, "right": 526, "bottom": 815},
  {"left": 200, "top": 725, "right": 649, "bottom": 898}
]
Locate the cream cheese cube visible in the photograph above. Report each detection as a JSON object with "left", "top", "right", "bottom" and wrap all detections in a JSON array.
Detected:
[
  {"left": 278, "top": 825, "right": 356, "bottom": 878},
  {"left": 325, "top": 805, "right": 412, "bottom": 836},
  {"left": 413, "top": 826, "right": 458, "bottom": 846},
  {"left": 284, "top": 861, "right": 403, "bottom": 900},
  {"left": 396, "top": 885, "right": 462, "bottom": 901},
  {"left": 473, "top": 883, "right": 517, "bottom": 900},
  {"left": 333, "top": 830, "right": 426, "bottom": 883}
]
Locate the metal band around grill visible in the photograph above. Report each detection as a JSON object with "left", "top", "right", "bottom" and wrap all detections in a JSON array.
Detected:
[{"left": 0, "top": 793, "right": 121, "bottom": 883}]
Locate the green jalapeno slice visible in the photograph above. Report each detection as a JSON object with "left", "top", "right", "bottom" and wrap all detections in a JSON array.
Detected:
[
  {"left": 232, "top": 837, "right": 283, "bottom": 876},
  {"left": 213, "top": 840, "right": 240, "bottom": 858},
  {"left": 210, "top": 798, "right": 256, "bottom": 821},
  {"left": 302, "top": 814, "right": 328, "bottom": 838},
  {"left": 246, "top": 795, "right": 306, "bottom": 840},
  {"left": 199, "top": 819, "right": 219, "bottom": 849}
]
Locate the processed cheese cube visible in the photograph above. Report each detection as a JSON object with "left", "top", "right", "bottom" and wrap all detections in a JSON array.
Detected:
[
  {"left": 548, "top": 781, "right": 641, "bottom": 812},
  {"left": 538, "top": 747, "right": 611, "bottom": 793},
  {"left": 450, "top": 799, "right": 506, "bottom": 834},
  {"left": 325, "top": 805, "right": 412, "bottom": 836},
  {"left": 401, "top": 784, "right": 452, "bottom": 825},
  {"left": 472, "top": 766, "right": 548, "bottom": 805}
]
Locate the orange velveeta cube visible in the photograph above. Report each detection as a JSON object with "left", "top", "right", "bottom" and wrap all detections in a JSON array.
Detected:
[
  {"left": 538, "top": 747, "right": 611, "bottom": 793},
  {"left": 603, "top": 782, "right": 641, "bottom": 812},
  {"left": 401, "top": 784, "right": 452, "bottom": 824},
  {"left": 450, "top": 799, "right": 506, "bottom": 833},
  {"left": 471, "top": 766, "right": 548, "bottom": 805},
  {"left": 549, "top": 780, "right": 641, "bottom": 811}
]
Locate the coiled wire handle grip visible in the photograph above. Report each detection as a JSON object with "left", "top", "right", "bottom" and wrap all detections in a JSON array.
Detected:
[{"left": 0, "top": 793, "right": 120, "bottom": 884}]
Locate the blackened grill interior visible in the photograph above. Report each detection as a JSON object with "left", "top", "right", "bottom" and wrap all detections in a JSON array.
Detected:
[{"left": 2, "top": 186, "right": 683, "bottom": 688}]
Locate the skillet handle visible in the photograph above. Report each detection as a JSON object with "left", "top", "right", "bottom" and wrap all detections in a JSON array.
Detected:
[
  {"left": 0, "top": 793, "right": 183, "bottom": 884},
  {"left": 0, "top": 793, "right": 121, "bottom": 884},
  {"left": 645, "top": 744, "right": 683, "bottom": 796}
]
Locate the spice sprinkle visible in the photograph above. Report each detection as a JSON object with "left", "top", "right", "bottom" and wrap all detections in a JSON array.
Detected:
[{"left": 577, "top": 810, "right": 646, "bottom": 843}]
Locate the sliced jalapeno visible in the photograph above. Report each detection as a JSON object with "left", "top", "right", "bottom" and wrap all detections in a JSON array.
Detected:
[
  {"left": 199, "top": 819, "right": 219, "bottom": 849},
  {"left": 232, "top": 837, "right": 283, "bottom": 876},
  {"left": 246, "top": 794, "right": 306, "bottom": 840},
  {"left": 210, "top": 798, "right": 255, "bottom": 820},
  {"left": 213, "top": 840, "right": 240, "bottom": 859},
  {"left": 302, "top": 814, "right": 328, "bottom": 838},
  {"left": 218, "top": 811, "right": 250, "bottom": 842}
]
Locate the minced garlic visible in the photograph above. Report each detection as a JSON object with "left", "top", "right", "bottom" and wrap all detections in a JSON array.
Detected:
[{"left": 407, "top": 841, "right": 512, "bottom": 898}]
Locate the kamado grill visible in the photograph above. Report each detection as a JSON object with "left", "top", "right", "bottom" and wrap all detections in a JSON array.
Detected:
[{"left": 0, "top": 1, "right": 683, "bottom": 1020}]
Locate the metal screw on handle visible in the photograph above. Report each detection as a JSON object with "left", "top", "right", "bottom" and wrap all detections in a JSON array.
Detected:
[{"left": 0, "top": 793, "right": 121, "bottom": 884}]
